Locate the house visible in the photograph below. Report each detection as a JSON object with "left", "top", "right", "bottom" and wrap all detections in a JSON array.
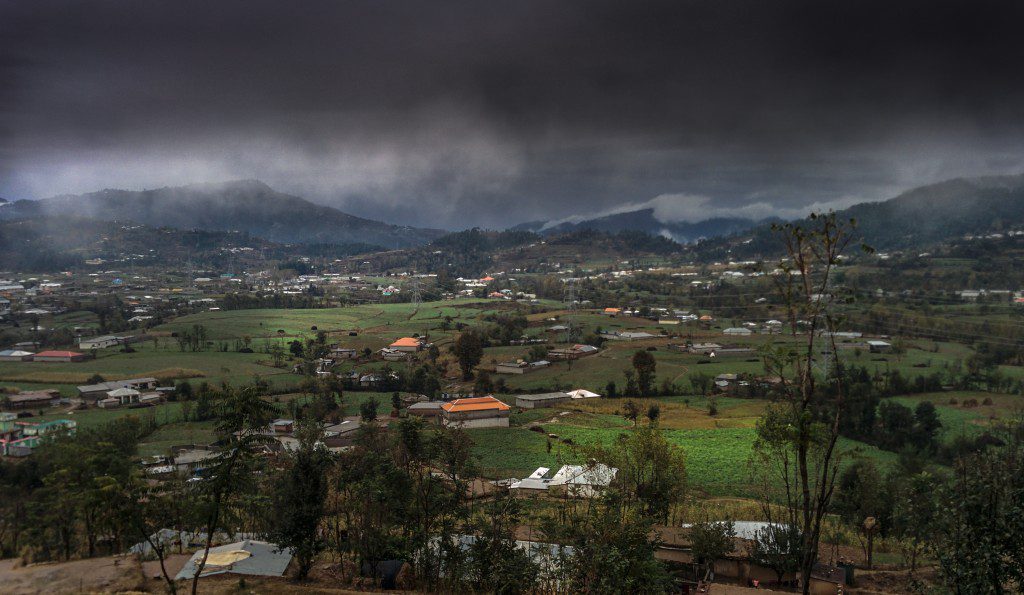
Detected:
[
  {"left": 601, "top": 331, "right": 658, "bottom": 340},
  {"left": 77, "top": 377, "right": 158, "bottom": 400},
  {"left": 511, "top": 464, "right": 617, "bottom": 498},
  {"left": 547, "top": 344, "right": 599, "bottom": 360},
  {"left": 3, "top": 389, "right": 61, "bottom": 410},
  {"left": 0, "top": 349, "right": 34, "bottom": 362},
  {"left": 567, "top": 388, "right": 600, "bottom": 399},
  {"left": 441, "top": 396, "right": 510, "bottom": 428},
  {"left": 139, "top": 392, "right": 164, "bottom": 405},
  {"left": 867, "top": 340, "right": 892, "bottom": 353},
  {"left": 407, "top": 401, "right": 445, "bottom": 422},
  {"left": 19, "top": 419, "right": 76, "bottom": 438},
  {"left": 173, "top": 447, "right": 219, "bottom": 473},
  {"left": 109, "top": 387, "right": 141, "bottom": 404},
  {"left": 603, "top": 307, "right": 622, "bottom": 316},
  {"left": 330, "top": 347, "right": 357, "bottom": 359},
  {"left": 78, "top": 335, "right": 131, "bottom": 350},
  {"left": 378, "top": 347, "right": 408, "bottom": 361},
  {"left": 495, "top": 359, "right": 550, "bottom": 374},
  {"left": 359, "top": 371, "right": 398, "bottom": 389},
  {"left": 515, "top": 392, "right": 571, "bottom": 409},
  {"left": 271, "top": 419, "right": 294, "bottom": 434},
  {"left": 389, "top": 337, "right": 423, "bottom": 352},
  {"left": 323, "top": 419, "right": 363, "bottom": 447},
  {"left": 678, "top": 342, "right": 721, "bottom": 355},
  {"left": 722, "top": 327, "right": 752, "bottom": 336},
  {"left": 0, "top": 419, "right": 73, "bottom": 457},
  {"left": 175, "top": 540, "right": 293, "bottom": 581},
  {"left": 32, "top": 350, "right": 87, "bottom": 362}
]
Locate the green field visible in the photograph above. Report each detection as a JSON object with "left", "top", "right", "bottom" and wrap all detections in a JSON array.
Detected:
[
  {"left": 5, "top": 297, "right": 1022, "bottom": 501},
  {"left": 468, "top": 414, "right": 897, "bottom": 497}
]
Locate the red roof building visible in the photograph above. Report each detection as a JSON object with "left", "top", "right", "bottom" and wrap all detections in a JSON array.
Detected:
[
  {"left": 32, "top": 351, "right": 87, "bottom": 362},
  {"left": 441, "top": 396, "right": 510, "bottom": 428}
]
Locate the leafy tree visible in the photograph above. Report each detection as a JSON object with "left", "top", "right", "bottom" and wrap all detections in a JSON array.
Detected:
[
  {"left": 190, "top": 385, "right": 277, "bottom": 595},
  {"left": 562, "top": 506, "right": 672, "bottom": 594},
  {"left": 690, "top": 371, "right": 712, "bottom": 396},
  {"left": 623, "top": 370, "right": 638, "bottom": 397},
  {"left": 832, "top": 460, "right": 889, "bottom": 567},
  {"left": 747, "top": 523, "right": 802, "bottom": 584},
  {"left": 933, "top": 429, "right": 1024, "bottom": 593},
  {"left": 912, "top": 401, "right": 942, "bottom": 452},
  {"left": 622, "top": 400, "right": 640, "bottom": 427},
  {"left": 690, "top": 519, "right": 736, "bottom": 580},
  {"left": 645, "top": 403, "right": 661, "bottom": 427},
  {"left": 360, "top": 398, "right": 380, "bottom": 422},
  {"left": 453, "top": 329, "right": 485, "bottom": 380},
  {"left": 466, "top": 491, "right": 538, "bottom": 594},
  {"left": 890, "top": 472, "right": 937, "bottom": 571},
  {"left": 267, "top": 420, "right": 335, "bottom": 579},
  {"left": 631, "top": 350, "right": 657, "bottom": 397}
]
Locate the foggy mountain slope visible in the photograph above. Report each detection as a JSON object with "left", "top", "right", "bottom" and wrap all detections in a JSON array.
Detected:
[
  {"left": 0, "top": 180, "right": 445, "bottom": 247},
  {"left": 512, "top": 208, "right": 764, "bottom": 243},
  {"left": 692, "top": 172, "right": 1024, "bottom": 259}
]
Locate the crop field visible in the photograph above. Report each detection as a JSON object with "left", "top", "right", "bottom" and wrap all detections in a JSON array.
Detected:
[
  {"left": 0, "top": 344, "right": 297, "bottom": 396},
  {"left": 5, "top": 296, "right": 1020, "bottom": 501},
  {"left": 469, "top": 403, "right": 897, "bottom": 497}
]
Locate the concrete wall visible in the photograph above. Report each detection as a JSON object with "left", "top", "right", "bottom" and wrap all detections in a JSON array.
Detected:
[{"left": 444, "top": 416, "right": 509, "bottom": 429}]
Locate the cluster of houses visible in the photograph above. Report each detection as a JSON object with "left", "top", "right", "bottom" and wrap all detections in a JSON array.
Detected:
[
  {"left": 0, "top": 348, "right": 89, "bottom": 362},
  {"left": 76, "top": 377, "right": 168, "bottom": 408},
  {"left": 603, "top": 306, "right": 710, "bottom": 324},
  {"left": 404, "top": 390, "right": 600, "bottom": 429},
  {"left": 493, "top": 344, "right": 599, "bottom": 374},
  {"left": 0, "top": 413, "right": 76, "bottom": 457},
  {"left": 377, "top": 336, "right": 430, "bottom": 361}
]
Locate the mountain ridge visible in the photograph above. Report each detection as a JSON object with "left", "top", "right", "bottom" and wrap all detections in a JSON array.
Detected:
[
  {"left": 511, "top": 207, "right": 765, "bottom": 243},
  {"left": 0, "top": 180, "right": 445, "bottom": 247},
  {"left": 688, "top": 172, "right": 1024, "bottom": 260}
]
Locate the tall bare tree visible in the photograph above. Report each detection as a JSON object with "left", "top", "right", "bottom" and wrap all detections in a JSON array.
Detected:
[{"left": 752, "top": 212, "right": 862, "bottom": 594}]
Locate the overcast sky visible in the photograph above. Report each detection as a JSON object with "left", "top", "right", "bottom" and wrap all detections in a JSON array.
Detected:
[{"left": 3, "top": 0, "right": 1024, "bottom": 229}]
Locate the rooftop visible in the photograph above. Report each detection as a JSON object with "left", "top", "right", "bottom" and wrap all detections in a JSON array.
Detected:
[{"left": 441, "top": 396, "right": 510, "bottom": 413}]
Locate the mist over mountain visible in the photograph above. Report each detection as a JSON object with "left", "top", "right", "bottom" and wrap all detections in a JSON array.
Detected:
[
  {"left": 0, "top": 180, "right": 444, "bottom": 247},
  {"left": 693, "top": 172, "right": 1024, "bottom": 259},
  {"left": 512, "top": 208, "right": 767, "bottom": 243}
]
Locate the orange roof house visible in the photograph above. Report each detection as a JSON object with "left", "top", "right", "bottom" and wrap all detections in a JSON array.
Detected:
[
  {"left": 389, "top": 337, "right": 423, "bottom": 352},
  {"left": 441, "top": 396, "right": 510, "bottom": 428},
  {"left": 604, "top": 307, "right": 622, "bottom": 315},
  {"left": 32, "top": 350, "right": 87, "bottom": 362},
  {"left": 480, "top": 276, "right": 495, "bottom": 282}
]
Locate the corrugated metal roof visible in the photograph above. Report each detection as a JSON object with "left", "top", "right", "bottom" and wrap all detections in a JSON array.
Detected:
[{"left": 175, "top": 540, "right": 293, "bottom": 580}]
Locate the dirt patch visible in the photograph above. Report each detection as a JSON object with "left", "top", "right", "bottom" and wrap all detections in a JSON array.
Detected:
[{"left": 0, "top": 555, "right": 153, "bottom": 594}]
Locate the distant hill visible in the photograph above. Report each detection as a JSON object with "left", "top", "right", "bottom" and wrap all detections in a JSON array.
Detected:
[
  {"left": 346, "top": 227, "right": 683, "bottom": 276},
  {"left": 0, "top": 216, "right": 381, "bottom": 271},
  {"left": 0, "top": 180, "right": 445, "bottom": 247},
  {"left": 688, "top": 172, "right": 1024, "bottom": 260},
  {"left": 513, "top": 208, "right": 762, "bottom": 243}
]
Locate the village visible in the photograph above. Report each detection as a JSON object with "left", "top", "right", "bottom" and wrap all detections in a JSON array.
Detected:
[{"left": 1, "top": 231, "right": 1022, "bottom": 595}]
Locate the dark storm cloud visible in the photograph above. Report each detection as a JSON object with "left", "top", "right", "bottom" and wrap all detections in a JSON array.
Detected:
[{"left": 3, "top": 0, "right": 1024, "bottom": 228}]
